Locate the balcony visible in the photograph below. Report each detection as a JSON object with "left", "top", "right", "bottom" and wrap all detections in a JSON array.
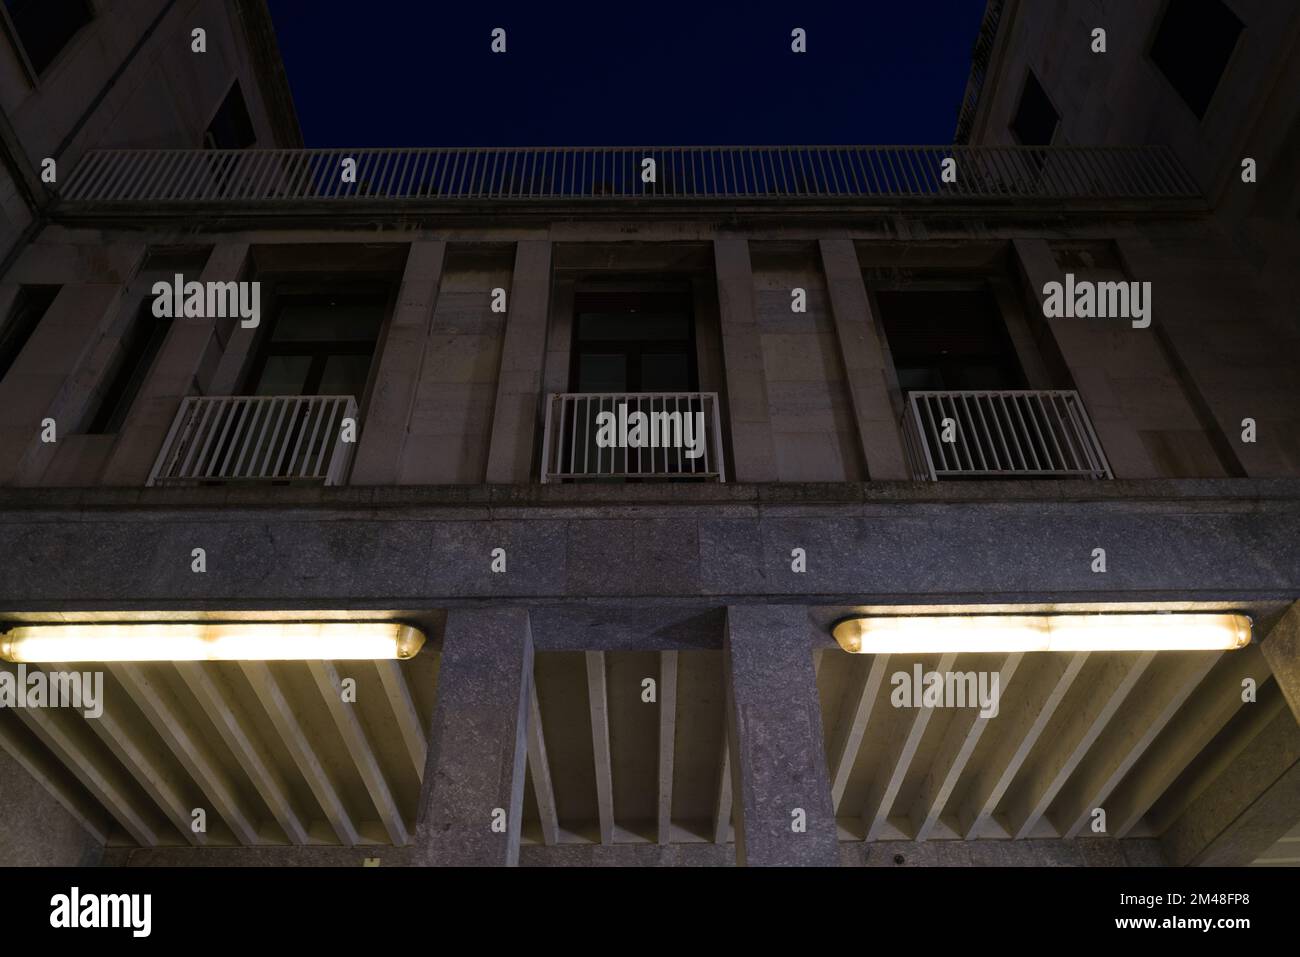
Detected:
[
  {"left": 540, "top": 392, "right": 726, "bottom": 483},
  {"left": 58, "top": 145, "right": 1202, "bottom": 212},
  {"left": 147, "top": 395, "right": 358, "bottom": 487},
  {"left": 901, "top": 390, "right": 1112, "bottom": 481}
]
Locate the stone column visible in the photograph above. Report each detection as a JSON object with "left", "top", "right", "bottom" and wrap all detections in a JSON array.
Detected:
[
  {"left": 416, "top": 607, "right": 534, "bottom": 866},
  {"left": 819, "top": 239, "right": 909, "bottom": 479},
  {"left": 724, "top": 604, "right": 839, "bottom": 866},
  {"left": 349, "top": 241, "right": 446, "bottom": 484},
  {"left": 99, "top": 243, "right": 250, "bottom": 485},
  {"left": 485, "top": 240, "right": 552, "bottom": 483},
  {"left": 714, "top": 239, "right": 778, "bottom": 482},
  {"left": 1261, "top": 601, "right": 1300, "bottom": 724}
]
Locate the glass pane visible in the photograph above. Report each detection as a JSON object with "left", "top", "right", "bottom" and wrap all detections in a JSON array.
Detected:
[
  {"left": 253, "top": 355, "right": 311, "bottom": 395},
  {"left": 317, "top": 354, "right": 372, "bottom": 398},
  {"left": 639, "top": 354, "right": 690, "bottom": 391},
  {"left": 578, "top": 313, "right": 689, "bottom": 341},
  {"left": 271, "top": 303, "right": 384, "bottom": 343},
  {"left": 578, "top": 354, "right": 626, "bottom": 392}
]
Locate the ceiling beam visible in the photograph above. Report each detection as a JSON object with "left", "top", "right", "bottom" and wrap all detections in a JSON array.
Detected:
[
  {"left": 241, "top": 661, "right": 360, "bottom": 846},
  {"left": 4, "top": 664, "right": 158, "bottom": 846},
  {"left": 175, "top": 662, "right": 309, "bottom": 845},
  {"left": 309, "top": 661, "right": 408, "bottom": 845},
  {"left": 111, "top": 663, "right": 260, "bottom": 846},
  {"left": 1052, "top": 650, "right": 1222, "bottom": 838},
  {"left": 957, "top": 652, "right": 1088, "bottom": 838},
  {"left": 48, "top": 661, "right": 203, "bottom": 847},
  {"left": 1001, "top": 651, "right": 1155, "bottom": 839},
  {"left": 912, "top": 652, "right": 1024, "bottom": 840},
  {"left": 863, "top": 652, "right": 957, "bottom": 841},
  {"left": 828, "top": 653, "right": 891, "bottom": 807},
  {"left": 1162, "top": 692, "right": 1300, "bottom": 866},
  {"left": 657, "top": 650, "right": 678, "bottom": 845},
  {"left": 374, "top": 660, "right": 426, "bottom": 784},
  {"left": 525, "top": 675, "right": 559, "bottom": 846},
  {"left": 0, "top": 707, "right": 112, "bottom": 844},
  {"left": 585, "top": 651, "right": 615, "bottom": 845}
]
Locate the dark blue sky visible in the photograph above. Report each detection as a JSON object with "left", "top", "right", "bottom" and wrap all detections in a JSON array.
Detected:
[{"left": 267, "top": 2, "right": 987, "bottom": 147}]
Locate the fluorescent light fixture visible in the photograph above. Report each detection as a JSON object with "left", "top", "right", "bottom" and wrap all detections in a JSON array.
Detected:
[
  {"left": 832, "top": 612, "right": 1251, "bottom": 655},
  {"left": 0, "top": 622, "right": 426, "bottom": 663}
]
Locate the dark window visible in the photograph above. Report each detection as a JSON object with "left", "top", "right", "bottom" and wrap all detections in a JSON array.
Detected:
[
  {"left": 570, "top": 290, "right": 697, "bottom": 393},
  {"left": 205, "top": 81, "right": 257, "bottom": 150},
  {"left": 876, "top": 289, "right": 1026, "bottom": 392},
  {"left": 1150, "top": 0, "right": 1244, "bottom": 119},
  {"left": 1010, "top": 69, "right": 1059, "bottom": 146},
  {"left": 245, "top": 288, "right": 386, "bottom": 398},
  {"left": 3, "top": 0, "right": 93, "bottom": 76},
  {"left": 0, "top": 284, "right": 59, "bottom": 385},
  {"left": 87, "top": 300, "right": 173, "bottom": 434}
]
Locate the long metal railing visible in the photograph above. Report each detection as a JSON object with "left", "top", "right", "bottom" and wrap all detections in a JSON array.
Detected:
[
  {"left": 59, "top": 145, "right": 1201, "bottom": 205},
  {"left": 901, "top": 390, "right": 1112, "bottom": 481},
  {"left": 540, "top": 392, "right": 725, "bottom": 482},
  {"left": 146, "top": 395, "right": 358, "bottom": 486}
]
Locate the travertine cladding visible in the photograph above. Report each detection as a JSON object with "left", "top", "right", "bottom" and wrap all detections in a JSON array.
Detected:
[
  {"left": 751, "top": 244, "right": 863, "bottom": 482},
  {"left": 401, "top": 245, "right": 512, "bottom": 483}
]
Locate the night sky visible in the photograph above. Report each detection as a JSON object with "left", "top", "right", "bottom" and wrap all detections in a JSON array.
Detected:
[{"left": 266, "top": 1, "right": 987, "bottom": 147}]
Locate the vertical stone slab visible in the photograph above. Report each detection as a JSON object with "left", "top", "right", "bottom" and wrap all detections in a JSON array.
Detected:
[
  {"left": 350, "top": 241, "right": 446, "bottom": 484},
  {"left": 1012, "top": 237, "right": 1161, "bottom": 478},
  {"left": 99, "top": 243, "right": 250, "bottom": 485},
  {"left": 417, "top": 608, "right": 533, "bottom": 866},
  {"left": 0, "top": 243, "right": 146, "bottom": 484},
  {"left": 485, "top": 240, "right": 552, "bottom": 483},
  {"left": 714, "top": 239, "right": 778, "bottom": 482},
  {"left": 724, "top": 605, "right": 839, "bottom": 866},
  {"left": 819, "top": 239, "right": 909, "bottom": 479},
  {"left": 1261, "top": 601, "right": 1300, "bottom": 724}
]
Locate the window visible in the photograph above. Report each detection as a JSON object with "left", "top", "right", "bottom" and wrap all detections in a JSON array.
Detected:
[
  {"left": 245, "top": 288, "right": 387, "bottom": 398},
  {"left": 1150, "top": 0, "right": 1244, "bottom": 119},
  {"left": 570, "top": 290, "right": 697, "bottom": 393},
  {"left": 205, "top": 81, "right": 257, "bottom": 150},
  {"left": 0, "top": 285, "right": 59, "bottom": 386},
  {"left": 87, "top": 300, "right": 173, "bottom": 434},
  {"left": 876, "top": 289, "right": 1026, "bottom": 392},
  {"left": 1010, "top": 69, "right": 1059, "bottom": 147},
  {"left": 2, "top": 0, "right": 93, "bottom": 77}
]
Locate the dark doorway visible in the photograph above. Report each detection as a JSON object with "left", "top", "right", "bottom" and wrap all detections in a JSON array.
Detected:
[{"left": 570, "top": 289, "right": 697, "bottom": 393}]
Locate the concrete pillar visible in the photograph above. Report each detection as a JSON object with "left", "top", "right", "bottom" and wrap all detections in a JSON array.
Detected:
[
  {"left": 416, "top": 607, "right": 533, "bottom": 866},
  {"left": 1012, "top": 238, "right": 1161, "bottom": 478},
  {"left": 819, "top": 239, "right": 909, "bottom": 479},
  {"left": 0, "top": 244, "right": 146, "bottom": 484},
  {"left": 99, "top": 243, "right": 250, "bottom": 485},
  {"left": 724, "top": 605, "right": 839, "bottom": 866},
  {"left": 350, "top": 241, "right": 446, "bottom": 484},
  {"left": 714, "top": 239, "right": 778, "bottom": 482},
  {"left": 485, "top": 240, "right": 551, "bottom": 483},
  {"left": 1261, "top": 602, "right": 1300, "bottom": 724}
]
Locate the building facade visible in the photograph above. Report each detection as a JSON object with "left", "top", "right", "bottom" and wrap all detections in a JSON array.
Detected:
[{"left": 0, "top": 0, "right": 1297, "bottom": 867}]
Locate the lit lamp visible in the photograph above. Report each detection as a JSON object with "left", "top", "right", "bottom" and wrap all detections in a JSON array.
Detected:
[
  {"left": 0, "top": 621, "right": 426, "bottom": 663},
  {"left": 831, "top": 612, "right": 1251, "bottom": 655}
]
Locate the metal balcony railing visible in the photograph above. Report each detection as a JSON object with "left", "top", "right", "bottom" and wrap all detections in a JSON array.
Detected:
[
  {"left": 541, "top": 392, "right": 725, "bottom": 482},
  {"left": 59, "top": 145, "right": 1201, "bottom": 206},
  {"left": 147, "top": 395, "right": 358, "bottom": 487},
  {"left": 901, "top": 390, "right": 1112, "bottom": 481}
]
